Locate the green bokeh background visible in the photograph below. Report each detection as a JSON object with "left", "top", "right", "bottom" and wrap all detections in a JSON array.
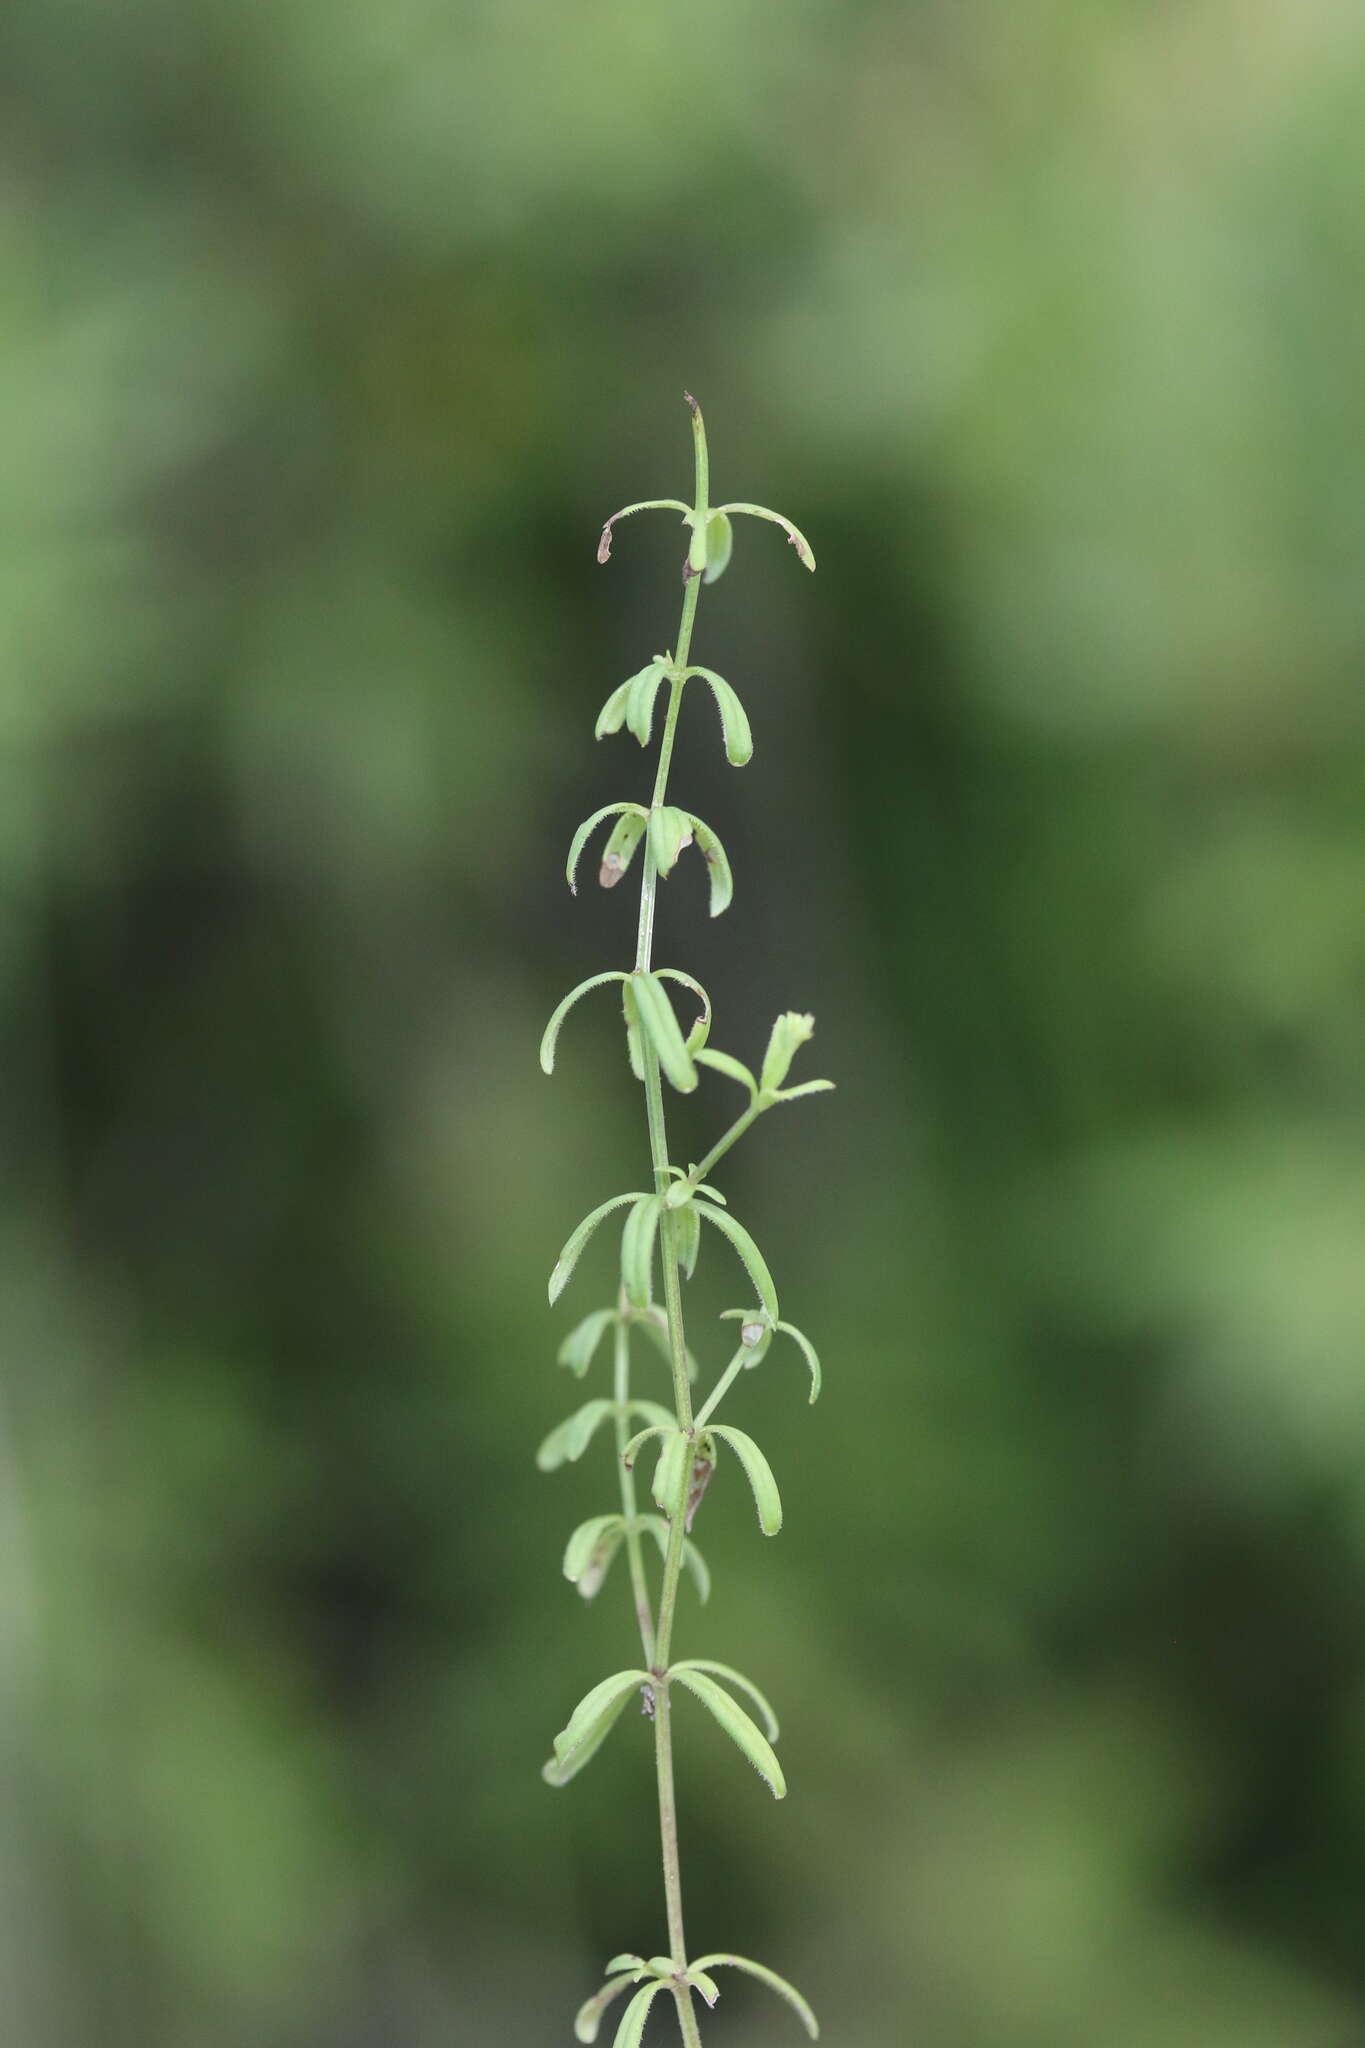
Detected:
[{"left": 6, "top": 3, "right": 1365, "bottom": 2043}]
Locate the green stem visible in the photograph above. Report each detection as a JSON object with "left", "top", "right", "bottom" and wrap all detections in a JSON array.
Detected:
[
  {"left": 612, "top": 1314, "right": 657, "bottom": 1665},
  {"left": 692, "top": 1346, "right": 748, "bottom": 1432},
  {"left": 690, "top": 1097, "right": 764, "bottom": 1190}
]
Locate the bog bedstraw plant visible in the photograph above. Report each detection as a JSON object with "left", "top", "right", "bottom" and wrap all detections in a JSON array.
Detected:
[{"left": 538, "top": 394, "right": 829, "bottom": 2047}]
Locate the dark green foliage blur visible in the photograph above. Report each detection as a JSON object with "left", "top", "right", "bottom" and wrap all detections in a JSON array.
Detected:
[{"left": 6, "top": 2, "right": 1365, "bottom": 2042}]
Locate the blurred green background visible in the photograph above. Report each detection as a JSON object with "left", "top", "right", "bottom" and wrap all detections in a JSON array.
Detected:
[{"left": 6, "top": 1, "right": 1365, "bottom": 2042}]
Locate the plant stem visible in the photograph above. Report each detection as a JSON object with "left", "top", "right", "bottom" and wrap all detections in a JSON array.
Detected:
[
  {"left": 692, "top": 1346, "right": 748, "bottom": 1432},
  {"left": 612, "top": 1314, "right": 657, "bottom": 1664},
  {"left": 691, "top": 1097, "right": 763, "bottom": 1190}
]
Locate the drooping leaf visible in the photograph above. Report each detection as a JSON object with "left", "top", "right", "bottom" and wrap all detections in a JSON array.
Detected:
[
  {"left": 603, "top": 1956, "right": 646, "bottom": 1979},
  {"left": 653, "top": 967, "right": 711, "bottom": 1052},
  {"left": 693, "top": 1047, "right": 758, "bottom": 1096},
  {"left": 647, "top": 804, "right": 693, "bottom": 878},
  {"left": 774, "top": 1078, "right": 835, "bottom": 1102},
  {"left": 621, "top": 1423, "right": 669, "bottom": 1470},
  {"left": 611, "top": 1981, "right": 669, "bottom": 2048},
  {"left": 652, "top": 1429, "right": 693, "bottom": 1517},
  {"left": 709, "top": 1423, "right": 783, "bottom": 1535},
  {"left": 692, "top": 1201, "right": 778, "bottom": 1321},
  {"left": 687, "top": 1955, "right": 819, "bottom": 2039},
  {"left": 673, "top": 1200, "right": 701, "bottom": 1281},
  {"left": 575, "top": 1974, "right": 640, "bottom": 2044},
  {"left": 550, "top": 1192, "right": 648, "bottom": 1304},
  {"left": 562, "top": 1514, "right": 626, "bottom": 1587},
  {"left": 759, "top": 1011, "right": 816, "bottom": 1095},
  {"left": 670, "top": 1665, "right": 786, "bottom": 1798},
  {"left": 621, "top": 980, "right": 645, "bottom": 1081},
  {"left": 597, "top": 499, "right": 690, "bottom": 566},
  {"left": 670, "top": 1659, "right": 780, "bottom": 1740},
  {"left": 551, "top": 1668, "right": 651, "bottom": 1773},
  {"left": 776, "top": 1321, "right": 822, "bottom": 1403},
  {"left": 701, "top": 509, "right": 733, "bottom": 584},
  {"left": 685, "top": 666, "right": 753, "bottom": 767},
  {"left": 536, "top": 1399, "right": 617, "bottom": 1471},
  {"left": 595, "top": 680, "right": 633, "bottom": 738},
  {"left": 566, "top": 807, "right": 646, "bottom": 893},
  {"left": 598, "top": 809, "right": 649, "bottom": 890},
  {"left": 625, "top": 659, "right": 670, "bottom": 747},
  {"left": 687, "top": 1967, "right": 721, "bottom": 2008},
  {"left": 715, "top": 500, "right": 817, "bottom": 572},
  {"left": 640, "top": 1515, "right": 711, "bottom": 1604},
  {"left": 557, "top": 1308, "right": 616, "bottom": 1379},
  {"left": 620, "top": 1194, "right": 662, "bottom": 1310},
  {"left": 686, "top": 813, "right": 734, "bottom": 917},
  {"left": 541, "top": 972, "right": 628, "bottom": 1074},
  {"left": 632, "top": 973, "right": 698, "bottom": 1093}
]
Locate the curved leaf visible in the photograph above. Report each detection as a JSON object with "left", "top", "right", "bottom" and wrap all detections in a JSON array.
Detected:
[
  {"left": 715, "top": 500, "right": 817, "bottom": 572},
  {"left": 670, "top": 1665, "right": 786, "bottom": 1799},
  {"left": 611, "top": 1981, "right": 670, "bottom": 2048},
  {"left": 550, "top": 1192, "right": 648, "bottom": 1304},
  {"left": 673, "top": 1200, "right": 700, "bottom": 1281},
  {"left": 597, "top": 499, "right": 690, "bottom": 565},
  {"left": 632, "top": 973, "right": 697, "bottom": 1093},
  {"left": 620, "top": 1195, "right": 662, "bottom": 1310},
  {"left": 670, "top": 1659, "right": 779, "bottom": 1741},
  {"left": 603, "top": 1956, "right": 647, "bottom": 1978},
  {"left": 654, "top": 967, "right": 711, "bottom": 1053},
  {"left": 625, "top": 659, "right": 670, "bottom": 747},
  {"left": 686, "top": 1967, "right": 720, "bottom": 2008},
  {"left": 621, "top": 980, "right": 645, "bottom": 1081},
  {"left": 710, "top": 1424, "right": 783, "bottom": 1535},
  {"left": 599, "top": 809, "right": 649, "bottom": 890},
  {"left": 595, "top": 679, "right": 633, "bottom": 739},
  {"left": 647, "top": 803, "right": 692, "bottom": 878},
  {"left": 640, "top": 1515, "right": 711, "bottom": 1604},
  {"left": 652, "top": 1428, "right": 693, "bottom": 1517},
  {"left": 776, "top": 1321, "right": 822, "bottom": 1403},
  {"left": 562, "top": 1514, "right": 625, "bottom": 1586},
  {"left": 701, "top": 509, "right": 732, "bottom": 585},
  {"left": 684, "top": 666, "right": 753, "bottom": 767},
  {"left": 536, "top": 1399, "right": 617, "bottom": 1471},
  {"left": 692, "top": 1201, "right": 778, "bottom": 1321},
  {"left": 688, "top": 1955, "right": 819, "bottom": 2040},
  {"left": 575, "top": 1974, "right": 640, "bottom": 2044},
  {"left": 686, "top": 813, "right": 733, "bottom": 918},
  {"left": 628, "top": 1399, "right": 676, "bottom": 1432},
  {"left": 621, "top": 1423, "right": 670, "bottom": 1472},
  {"left": 552, "top": 1668, "right": 651, "bottom": 1772},
  {"left": 557, "top": 1308, "right": 616, "bottom": 1379},
  {"left": 541, "top": 972, "right": 628, "bottom": 1074},
  {"left": 693, "top": 1047, "right": 758, "bottom": 1096},
  {"left": 567, "top": 807, "right": 645, "bottom": 893}
]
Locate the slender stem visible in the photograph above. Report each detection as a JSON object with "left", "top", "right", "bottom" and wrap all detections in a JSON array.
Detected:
[
  {"left": 612, "top": 1315, "right": 656, "bottom": 1665},
  {"left": 690, "top": 1097, "right": 763, "bottom": 1191},
  {"left": 693, "top": 1346, "right": 748, "bottom": 1432}
]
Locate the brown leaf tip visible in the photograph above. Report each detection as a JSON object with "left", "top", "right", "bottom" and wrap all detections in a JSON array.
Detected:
[
  {"left": 682, "top": 391, "right": 699, "bottom": 417},
  {"left": 597, "top": 521, "right": 614, "bottom": 564}
]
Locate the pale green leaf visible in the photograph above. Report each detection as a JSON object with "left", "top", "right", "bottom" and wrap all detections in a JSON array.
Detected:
[
  {"left": 597, "top": 499, "right": 690, "bottom": 565},
  {"left": 611, "top": 1981, "right": 669, "bottom": 2048},
  {"left": 686, "top": 813, "right": 733, "bottom": 917},
  {"left": 774, "top": 1078, "right": 835, "bottom": 1102},
  {"left": 567, "top": 806, "right": 646, "bottom": 892},
  {"left": 694, "top": 1047, "right": 758, "bottom": 1096},
  {"left": 598, "top": 809, "right": 648, "bottom": 890},
  {"left": 701, "top": 509, "right": 733, "bottom": 584},
  {"left": 710, "top": 1424, "right": 783, "bottom": 1535},
  {"left": 594, "top": 680, "right": 632, "bottom": 738},
  {"left": 541, "top": 972, "right": 628, "bottom": 1074},
  {"left": 620, "top": 1195, "right": 662, "bottom": 1310},
  {"left": 622, "top": 980, "right": 645, "bottom": 1081},
  {"left": 688, "top": 1955, "right": 819, "bottom": 2039},
  {"left": 670, "top": 1666, "right": 786, "bottom": 1798},
  {"left": 673, "top": 1200, "right": 701, "bottom": 1281},
  {"left": 625, "top": 659, "right": 670, "bottom": 747},
  {"left": 550, "top": 1192, "right": 648, "bottom": 1304},
  {"left": 621, "top": 1423, "right": 669, "bottom": 1470},
  {"left": 687, "top": 1967, "right": 721, "bottom": 2008},
  {"left": 670, "top": 1659, "right": 780, "bottom": 1740},
  {"left": 776, "top": 1321, "right": 822, "bottom": 1403},
  {"left": 552, "top": 1668, "right": 651, "bottom": 1770},
  {"left": 760, "top": 1012, "right": 815, "bottom": 1095},
  {"left": 692, "top": 1201, "right": 778, "bottom": 1321},
  {"left": 652, "top": 1429, "right": 693, "bottom": 1516},
  {"left": 715, "top": 501, "right": 817, "bottom": 572},
  {"left": 632, "top": 974, "right": 697, "bottom": 1093},
  {"left": 653, "top": 967, "right": 711, "bottom": 1053},
  {"left": 647, "top": 804, "right": 692, "bottom": 878},
  {"left": 575, "top": 1974, "right": 639, "bottom": 2044},
  {"left": 685, "top": 666, "right": 752, "bottom": 767},
  {"left": 557, "top": 1308, "right": 616, "bottom": 1379},
  {"left": 536, "top": 1399, "right": 616, "bottom": 1471},
  {"left": 562, "top": 1514, "right": 625, "bottom": 1585},
  {"left": 603, "top": 1956, "right": 646, "bottom": 1978}
]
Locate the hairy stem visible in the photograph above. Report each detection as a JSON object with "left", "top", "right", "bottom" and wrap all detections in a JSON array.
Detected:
[{"left": 691, "top": 1097, "right": 763, "bottom": 1190}]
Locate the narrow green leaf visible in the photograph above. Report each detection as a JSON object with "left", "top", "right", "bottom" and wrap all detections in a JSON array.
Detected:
[
  {"left": 621, "top": 1423, "right": 669, "bottom": 1470},
  {"left": 625, "top": 659, "right": 670, "bottom": 747},
  {"left": 557, "top": 1308, "right": 616, "bottom": 1379},
  {"left": 598, "top": 809, "right": 648, "bottom": 890},
  {"left": 597, "top": 499, "right": 690, "bottom": 565},
  {"left": 594, "top": 680, "right": 633, "bottom": 738},
  {"left": 760, "top": 1011, "right": 815, "bottom": 1094},
  {"left": 687, "top": 1967, "right": 721, "bottom": 2008},
  {"left": 686, "top": 518, "right": 708, "bottom": 579},
  {"left": 776, "top": 1321, "right": 822, "bottom": 1403},
  {"left": 644, "top": 1957, "right": 677, "bottom": 1978},
  {"left": 710, "top": 1424, "right": 783, "bottom": 1535},
  {"left": 575, "top": 1975, "right": 639, "bottom": 2044},
  {"left": 652, "top": 1429, "right": 693, "bottom": 1517},
  {"left": 603, "top": 1956, "right": 646, "bottom": 1979},
  {"left": 670, "top": 1665, "right": 786, "bottom": 1798},
  {"left": 552, "top": 1668, "right": 651, "bottom": 1769},
  {"left": 550, "top": 1192, "right": 648, "bottom": 1304},
  {"left": 541, "top": 972, "right": 628, "bottom": 1074},
  {"left": 567, "top": 807, "right": 646, "bottom": 893},
  {"left": 654, "top": 967, "right": 711, "bottom": 1052},
  {"left": 685, "top": 666, "right": 753, "bottom": 767},
  {"left": 670, "top": 1659, "right": 780, "bottom": 1741},
  {"left": 688, "top": 1955, "right": 819, "bottom": 2040},
  {"left": 673, "top": 1200, "right": 701, "bottom": 1281},
  {"left": 562, "top": 1514, "right": 625, "bottom": 1585},
  {"left": 632, "top": 973, "right": 697, "bottom": 1093},
  {"left": 622, "top": 980, "right": 645, "bottom": 1081},
  {"left": 640, "top": 1515, "right": 711, "bottom": 1604},
  {"left": 611, "top": 1981, "right": 669, "bottom": 2048},
  {"left": 715, "top": 500, "right": 817, "bottom": 572},
  {"left": 775, "top": 1078, "right": 835, "bottom": 1102},
  {"left": 694, "top": 1047, "right": 758, "bottom": 1096},
  {"left": 686, "top": 813, "right": 734, "bottom": 917},
  {"left": 701, "top": 509, "right": 733, "bottom": 585},
  {"left": 620, "top": 1195, "right": 662, "bottom": 1310},
  {"left": 647, "top": 804, "right": 692, "bottom": 878},
  {"left": 692, "top": 1201, "right": 778, "bottom": 1321},
  {"left": 536, "top": 1399, "right": 616, "bottom": 1471}
]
